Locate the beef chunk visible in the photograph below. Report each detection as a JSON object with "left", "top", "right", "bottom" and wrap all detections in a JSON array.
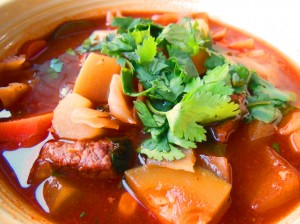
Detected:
[
  {"left": 30, "top": 138, "right": 132, "bottom": 182},
  {"left": 40, "top": 139, "right": 114, "bottom": 171}
]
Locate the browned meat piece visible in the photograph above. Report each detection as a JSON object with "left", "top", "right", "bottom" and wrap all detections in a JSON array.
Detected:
[
  {"left": 40, "top": 139, "right": 114, "bottom": 171},
  {"left": 29, "top": 138, "right": 132, "bottom": 182}
]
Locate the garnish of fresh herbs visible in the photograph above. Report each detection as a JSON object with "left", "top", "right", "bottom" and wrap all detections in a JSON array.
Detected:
[{"left": 81, "top": 16, "right": 296, "bottom": 161}]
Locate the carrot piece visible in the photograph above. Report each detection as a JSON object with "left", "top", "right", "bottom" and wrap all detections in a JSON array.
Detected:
[
  {"left": 0, "top": 82, "right": 31, "bottom": 108},
  {"left": 118, "top": 192, "right": 138, "bottom": 216},
  {"left": 289, "top": 130, "right": 300, "bottom": 153},
  {"left": 0, "top": 112, "right": 53, "bottom": 147},
  {"left": 73, "top": 53, "right": 121, "bottom": 103},
  {"left": 278, "top": 110, "right": 300, "bottom": 135},
  {"left": 52, "top": 93, "right": 105, "bottom": 140},
  {"left": 71, "top": 107, "right": 119, "bottom": 130},
  {"left": 192, "top": 49, "right": 208, "bottom": 75},
  {"left": 247, "top": 49, "right": 265, "bottom": 57},
  {"left": 0, "top": 55, "right": 26, "bottom": 72},
  {"left": 108, "top": 74, "right": 136, "bottom": 124},
  {"left": 228, "top": 38, "right": 255, "bottom": 50},
  {"left": 212, "top": 27, "right": 227, "bottom": 41},
  {"left": 151, "top": 13, "right": 181, "bottom": 26}
]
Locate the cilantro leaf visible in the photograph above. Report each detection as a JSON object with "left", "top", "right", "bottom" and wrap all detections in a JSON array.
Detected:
[
  {"left": 168, "top": 47, "right": 199, "bottom": 78},
  {"left": 166, "top": 91, "right": 239, "bottom": 142},
  {"left": 157, "top": 22, "right": 200, "bottom": 55},
  {"left": 141, "top": 144, "right": 185, "bottom": 161},
  {"left": 134, "top": 101, "right": 158, "bottom": 128},
  {"left": 136, "top": 36, "right": 157, "bottom": 63},
  {"left": 49, "top": 58, "right": 63, "bottom": 73},
  {"left": 167, "top": 130, "right": 197, "bottom": 149},
  {"left": 248, "top": 73, "right": 296, "bottom": 103},
  {"left": 203, "top": 63, "right": 230, "bottom": 84},
  {"left": 204, "top": 54, "right": 225, "bottom": 69},
  {"left": 112, "top": 17, "right": 152, "bottom": 33},
  {"left": 246, "top": 72, "right": 296, "bottom": 123}
]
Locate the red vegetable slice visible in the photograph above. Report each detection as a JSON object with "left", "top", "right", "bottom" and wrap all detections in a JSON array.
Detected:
[{"left": 0, "top": 112, "right": 53, "bottom": 148}]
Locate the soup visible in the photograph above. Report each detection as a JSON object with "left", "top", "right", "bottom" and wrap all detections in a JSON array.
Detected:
[{"left": 0, "top": 11, "right": 300, "bottom": 224}]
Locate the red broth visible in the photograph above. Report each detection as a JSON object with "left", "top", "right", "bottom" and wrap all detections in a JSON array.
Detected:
[{"left": 0, "top": 12, "right": 300, "bottom": 224}]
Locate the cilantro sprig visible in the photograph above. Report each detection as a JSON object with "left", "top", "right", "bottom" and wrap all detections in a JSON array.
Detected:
[{"left": 95, "top": 16, "right": 296, "bottom": 161}]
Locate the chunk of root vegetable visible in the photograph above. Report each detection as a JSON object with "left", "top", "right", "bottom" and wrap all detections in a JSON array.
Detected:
[
  {"left": 228, "top": 38, "right": 255, "bottom": 50},
  {"left": 0, "top": 82, "right": 30, "bottom": 108},
  {"left": 43, "top": 177, "right": 79, "bottom": 213},
  {"left": 118, "top": 192, "right": 138, "bottom": 216},
  {"left": 73, "top": 53, "right": 121, "bottom": 103},
  {"left": 0, "top": 112, "right": 52, "bottom": 147},
  {"left": 125, "top": 166, "right": 231, "bottom": 224},
  {"left": 212, "top": 27, "right": 227, "bottom": 41},
  {"left": 146, "top": 149, "right": 196, "bottom": 173},
  {"left": 71, "top": 107, "right": 119, "bottom": 130},
  {"left": 151, "top": 13, "right": 181, "bottom": 26},
  {"left": 52, "top": 93, "right": 105, "bottom": 140},
  {"left": 278, "top": 110, "right": 300, "bottom": 135},
  {"left": 247, "top": 147, "right": 300, "bottom": 213},
  {"left": 192, "top": 49, "right": 208, "bottom": 75},
  {"left": 108, "top": 75, "right": 136, "bottom": 124}
]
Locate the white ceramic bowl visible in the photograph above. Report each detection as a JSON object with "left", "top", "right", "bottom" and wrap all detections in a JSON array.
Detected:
[{"left": 0, "top": 0, "right": 299, "bottom": 223}]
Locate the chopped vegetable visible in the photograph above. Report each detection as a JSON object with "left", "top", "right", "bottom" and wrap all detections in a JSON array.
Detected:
[
  {"left": 0, "top": 82, "right": 30, "bottom": 108},
  {"left": 108, "top": 74, "right": 136, "bottom": 124},
  {"left": 79, "top": 212, "right": 86, "bottom": 218},
  {"left": 99, "top": 16, "right": 296, "bottom": 161},
  {"left": 246, "top": 147, "right": 300, "bottom": 213},
  {"left": 0, "top": 112, "right": 53, "bottom": 147},
  {"left": 71, "top": 108, "right": 119, "bottom": 130},
  {"left": 43, "top": 177, "right": 79, "bottom": 213},
  {"left": 73, "top": 53, "right": 121, "bottom": 103},
  {"left": 118, "top": 192, "right": 137, "bottom": 216},
  {"left": 125, "top": 166, "right": 231, "bottom": 224},
  {"left": 228, "top": 38, "right": 255, "bottom": 50},
  {"left": 52, "top": 93, "right": 105, "bottom": 139},
  {"left": 212, "top": 27, "right": 227, "bottom": 41},
  {"left": 272, "top": 142, "right": 281, "bottom": 153},
  {"left": 49, "top": 58, "right": 63, "bottom": 73}
]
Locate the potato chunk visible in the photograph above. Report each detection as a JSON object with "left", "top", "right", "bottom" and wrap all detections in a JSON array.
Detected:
[
  {"left": 247, "top": 147, "right": 300, "bottom": 213},
  {"left": 52, "top": 93, "right": 104, "bottom": 139},
  {"left": 73, "top": 52, "right": 121, "bottom": 103},
  {"left": 43, "top": 177, "right": 79, "bottom": 213},
  {"left": 125, "top": 166, "right": 231, "bottom": 224},
  {"left": 0, "top": 82, "right": 30, "bottom": 108}
]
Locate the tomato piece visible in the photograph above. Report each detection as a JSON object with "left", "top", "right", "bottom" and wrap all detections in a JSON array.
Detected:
[{"left": 0, "top": 112, "right": 53, "bottom": 148}]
